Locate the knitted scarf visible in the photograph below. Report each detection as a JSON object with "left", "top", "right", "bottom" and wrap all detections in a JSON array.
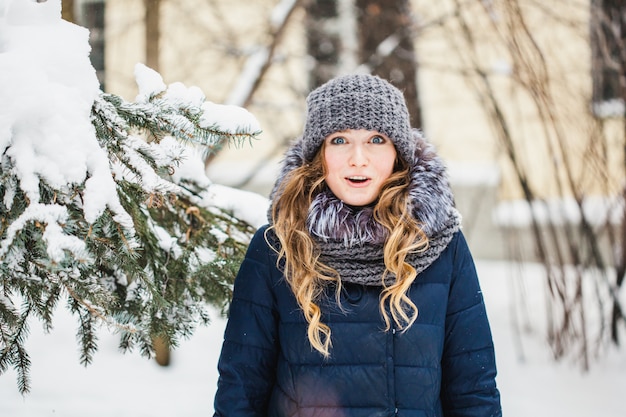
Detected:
[{"left": 270, "top": 129, "right": 461, "bottom": 287}]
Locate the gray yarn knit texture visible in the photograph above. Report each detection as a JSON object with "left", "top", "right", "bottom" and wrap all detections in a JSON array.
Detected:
[
  {"left": 317, "top": 214, "right": 459, "bottom": 286},
  {"left": 301, "top": 74, "right": 415, "bottom": 165}
]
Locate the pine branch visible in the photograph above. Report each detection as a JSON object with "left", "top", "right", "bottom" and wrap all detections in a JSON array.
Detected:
[
  {"left": 1, "top": 83, "right": 261, "bottom": 394},
  {"left": 0, "top": 305, "right": 32, "bottom": 394}
]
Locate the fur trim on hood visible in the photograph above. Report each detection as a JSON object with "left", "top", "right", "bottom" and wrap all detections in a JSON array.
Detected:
[
  {"left": 269, "top": 129, "right": 460, "bottom": 245},
  {"left": 268, "top": 129, "right": 461, "bottom": 285}
]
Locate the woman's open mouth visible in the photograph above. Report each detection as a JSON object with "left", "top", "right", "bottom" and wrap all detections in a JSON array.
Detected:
[{"left": 347, "top": 176, "right": 369, "bottom": 184}]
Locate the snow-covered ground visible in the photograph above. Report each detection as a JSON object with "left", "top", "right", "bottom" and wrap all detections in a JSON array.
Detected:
[
  {"left": 1, "top": 1, "right": 625, "bottom": 416},
  {"left": 2, "top": 259, "right": 625, "bottom": 417}
]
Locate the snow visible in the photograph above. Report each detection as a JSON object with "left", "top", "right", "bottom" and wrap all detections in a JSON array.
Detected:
[
  {"left": 164, "top": 136, "right": 270, "bottom": 228},
  {"left": 0, "top": 0, "right": 265, "bottom": 256},
  {"left": 201, "top": 100, "right": 262, "bottom": 134},
  {"left": 270, "top": 0, "right": 298, "bottom": 30},
  {"left": 593, "top": 98, "right": 625, "bottom": 118},
  {"left": 134, "top": 63, "right": 168, "bottom": 100},
  {"left": 0, "top": 0, "right": 132, "bottom": 230},
  {"left": 1, "top": 1, "right": 625, "bottom": 416},
  {"left": 2, "top": 259, "right": 626, "bottom": 417},
  {"left": 493, "top": 195, "right": 624, "bottom": 227},
  {"left": 134, "top": 63, "right": 261, "bottom": 134},
  {"left": 2, "top": 203, "right": 90, "bottom": 263}
]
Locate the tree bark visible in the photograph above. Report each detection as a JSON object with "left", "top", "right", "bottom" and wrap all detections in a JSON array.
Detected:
[
  {"left": 61, "top": 0, "right": 75, "bottom": 22},
  {"left": 305, "top": 0, "right": 341, "bottom": 87},
  {"left": 355, "top": 0, "right": 422, "bottom": 128},
  {"left": 305, "top": 0, "right": 422, "bottom": 126},
  {"left": 144, "top": 0, "right": 161, "bottom": 72},
  {"left": 590, "top": 0, "right": 626, "bottom": 345}
]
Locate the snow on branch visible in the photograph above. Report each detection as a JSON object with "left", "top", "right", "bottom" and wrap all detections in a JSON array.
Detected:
[{"left": 0, "top": 0, "right": 265, "bottom": 394}]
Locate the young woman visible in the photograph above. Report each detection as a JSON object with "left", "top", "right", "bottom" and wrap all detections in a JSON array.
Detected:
[{"left": 213, "top": 74, "right": 502, "bottom": 417}]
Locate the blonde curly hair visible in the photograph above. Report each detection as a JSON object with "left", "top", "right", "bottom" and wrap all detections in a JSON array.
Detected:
[{"left": 268, "top": 142, "right": 428, "bottom": 357}]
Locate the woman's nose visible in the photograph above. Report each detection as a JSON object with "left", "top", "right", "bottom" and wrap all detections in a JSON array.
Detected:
[{"left": 349, "top": 145, "right": 368, "bottom": 166}]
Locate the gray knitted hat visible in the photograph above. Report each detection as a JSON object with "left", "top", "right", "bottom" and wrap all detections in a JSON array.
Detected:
[{"left": 301, "top": 73, "right": 414, "bottom": 164}]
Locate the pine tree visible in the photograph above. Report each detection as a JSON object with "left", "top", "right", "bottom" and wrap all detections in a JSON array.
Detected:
[{"left": 0, "top": 64, "right": 262, "bottom": 394}]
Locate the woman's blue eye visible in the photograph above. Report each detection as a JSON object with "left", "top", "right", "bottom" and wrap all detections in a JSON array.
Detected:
[
  {"left": 331, "top": 137, "right": 346, "bottom": 144},
  {"left": 371, "top": 135, "right": 385, "bottom": 144}
]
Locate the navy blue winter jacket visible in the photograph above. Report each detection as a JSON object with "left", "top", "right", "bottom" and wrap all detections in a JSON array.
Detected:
[{"left": 213, "top": 225, "right": 501, "bottom": 417}]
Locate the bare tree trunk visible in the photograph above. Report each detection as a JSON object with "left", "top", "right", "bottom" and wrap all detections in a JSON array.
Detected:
[
  {"left": 355, "top": 0, "right": 422, "bottom": 128},
  {"left": 600, "top": 0, "right": 626, "bottom": 345},
  {"left": 304, "top": 0, "right": 421, "bottom": 126},
  {"left": 612, "top": 0, "right": 626, "bottom": 347},
  {"left": 144, "top": 0, "right": 160, "bottom": 72},
  {"left": 61, "top": 0, "right": 75, "bottom": 22},
  {"left": 305, "top": 0, "right": 359, "bottom": 87},
  {"left": 305, "top": 0, "right": 337, "bottom": 87}
]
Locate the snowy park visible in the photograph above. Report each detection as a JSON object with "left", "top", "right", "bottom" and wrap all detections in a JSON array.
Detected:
[{"left": 1, "top": 1, "right": 626, "bottom": 416}]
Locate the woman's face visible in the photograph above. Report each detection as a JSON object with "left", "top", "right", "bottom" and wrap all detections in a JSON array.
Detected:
[{"left": 323, "top": 129, "right": 397, "bottom": 207}]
